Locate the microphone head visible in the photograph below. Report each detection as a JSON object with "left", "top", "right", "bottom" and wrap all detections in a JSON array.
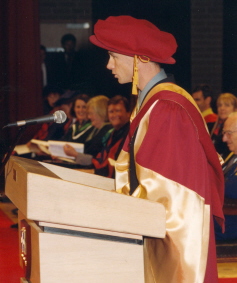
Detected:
[{"left": 53, "top": 110, "right": 67, "bottom": 124}]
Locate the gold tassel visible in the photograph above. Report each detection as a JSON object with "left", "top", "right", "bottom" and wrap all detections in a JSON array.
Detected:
[{"left": 132, "top": 55, "right": 138, "bottom": 95}]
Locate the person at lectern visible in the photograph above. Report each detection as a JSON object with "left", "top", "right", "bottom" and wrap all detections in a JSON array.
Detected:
[{"left": 89, "top": 16, "right": 224, "bottom": 283}]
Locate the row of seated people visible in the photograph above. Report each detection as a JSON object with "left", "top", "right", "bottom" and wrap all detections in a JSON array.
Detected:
[
  {"left": 210, "top": 93, "right": 237, "bottom": 160},
  {"left": 23, "top": 83, "right": 237, "bottom": 243},
  {"left": 192, "top": 84, "right": 237, "bottom": 243},
  {"left": 26, "top": 92, "right": 131, "bottom": 179},
  {"left": 62, "top": 94, "right": 130, "bottom": 178},
  {"left": 192, "top": 84, "right": 237, "bottom": 160}
]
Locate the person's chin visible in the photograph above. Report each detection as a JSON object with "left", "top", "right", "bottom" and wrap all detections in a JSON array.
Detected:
[
  {"left": 117, "top": 78, "right": 127, "bottom": 84},
  {"left": 220, "top": 115, "right": 228, "bottom": 120},
  {"left": 111, "top": 123, "right": 119, "bottom": 128},
  {"left": 227, "top": 145, "right": 233, "bottom": 151}
]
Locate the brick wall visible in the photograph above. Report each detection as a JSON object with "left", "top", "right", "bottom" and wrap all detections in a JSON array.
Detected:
[{"left": 191, "top": 0, "right": 223, "bottom": 96}]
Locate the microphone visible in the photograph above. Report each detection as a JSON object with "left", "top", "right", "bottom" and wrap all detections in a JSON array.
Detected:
[{"left": 3, "top": 110, "right": 67, "bottom": 128}]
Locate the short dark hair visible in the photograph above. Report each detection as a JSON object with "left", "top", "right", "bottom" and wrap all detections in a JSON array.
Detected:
[
  {"left": 61, "top": 34, "right": 76, "bottom": 46},
  {"left": 108, "top": 95, "right": 130, "bottom": 112},
  {"left": 70, "top": 94, "right": 91, "bottom": 118},
  {"left": 192, "top": 84, "right": 213, "bottom": 99},
  {"left": 42, "top": 85, "right": 64, "bottom": 98}
]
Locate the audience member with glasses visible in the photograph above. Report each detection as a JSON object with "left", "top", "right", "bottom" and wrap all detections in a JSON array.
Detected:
[
  {"left": 210, "top": 92, "right": 237, "bottom": 159},
  {"left": 215, "top": 112, "right": 237, "bottom": 241}
]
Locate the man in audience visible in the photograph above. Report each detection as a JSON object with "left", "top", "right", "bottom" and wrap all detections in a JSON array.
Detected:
[
  {"left": 55, "top": 33, "right": 86, "bottom": 90},
  {"left": 89, "top": 15, "right": 224, "bottom": 282},
  {"left": 26, "top": 90, "right": 75, "bottom": 157},
  {"left": 44, "top": 33, "right": 78, "bottom": 90},
  {"left": 192, "top": 84, "right": 217, "bottom": 131},
  {"left": 215, "top": 112, "right": 237, "bottom": 241},
  {"left": 64, "top": 95, "right": 130, "bottom": 178},
  {"left": 42, "top": 84, "right": 63, "bottom": 115}
]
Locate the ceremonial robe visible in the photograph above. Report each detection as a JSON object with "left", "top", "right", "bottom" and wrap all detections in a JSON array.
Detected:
[
  {"left": 115, "top": 83, "right": 224, "bottom": 283},
  {"left": 92, "top": 122, "right": 129, "bottom": 178}
]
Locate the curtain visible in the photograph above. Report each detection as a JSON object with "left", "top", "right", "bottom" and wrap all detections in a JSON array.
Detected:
[{"left": 0, "top": 0, "right": 42, "bottom": 144}]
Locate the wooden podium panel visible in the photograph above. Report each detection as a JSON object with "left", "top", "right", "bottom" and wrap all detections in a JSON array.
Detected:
[
  {"left": 5, "top": 156, "right": 166, "bottom": 238},
  {"left": 39, "top": 232, "right": 144, "bottom": 283},
  {"left": 5, "top": 157, "right": 166, "bottom": 283},
  {"left": 18, "top": 211, "right": 145, "bottom": 283}
]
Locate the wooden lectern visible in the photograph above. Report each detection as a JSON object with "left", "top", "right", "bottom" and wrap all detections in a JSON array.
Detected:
[{"left": 5, "top": 156, "right": 166, "bottom": 283}]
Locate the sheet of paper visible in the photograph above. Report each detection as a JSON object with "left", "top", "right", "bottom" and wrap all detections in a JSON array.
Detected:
[
  {"left": 14, "top": 144, "right": 31, "bottom": 155},
  {"left": 31, "top": 139, "right": 48, "bottom": 147},
  {"left": 48, "top": 140, "right": 84, "bottom": 159},
  {"left": 30, "top": 139, "right": 50, "bottom": 154}
]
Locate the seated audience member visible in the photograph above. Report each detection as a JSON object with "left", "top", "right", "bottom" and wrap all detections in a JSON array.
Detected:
[
  {"left": 14, "top": 90, "right": 73, "bottom": 160},
  {"left": 210, "top": 93, "right": 237, "bottom": 159},
  {"left": 42, "top": 84, "right": 63, "bottom": 115},
  {"left": 60, "top": 94, "right": 93, "bottom": 143},
  {"left": 27, "top": 90, "right": 75, "bottom": 153},
  {"left": 215, "top": 112, "right": 237, "bottom": 242},
  {"left": 66, "top": 95, "right": 112, "bottom": 157},
  {"left": 64, "top": 95, "right": 130, "bottom": 178},
  {"left": 14, "top": 91, "right": 77, "bottom": 161},
  {"left": 192, "top": 84, "right": 217, "bottom": 132}
]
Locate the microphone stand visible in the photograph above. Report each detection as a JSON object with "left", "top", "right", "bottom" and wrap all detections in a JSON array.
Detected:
[{"left": 0, "top": 126, "right": 27, "bottom": 176}]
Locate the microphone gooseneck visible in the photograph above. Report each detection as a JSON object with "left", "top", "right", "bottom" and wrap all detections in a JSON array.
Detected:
[{"left": 3, "top": 110, "right": 67, "bottom": 129}]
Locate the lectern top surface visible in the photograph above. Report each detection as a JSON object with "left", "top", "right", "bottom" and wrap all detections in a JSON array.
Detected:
[{"left": 9, "top": 156, "right": 60, "bottom": 179}]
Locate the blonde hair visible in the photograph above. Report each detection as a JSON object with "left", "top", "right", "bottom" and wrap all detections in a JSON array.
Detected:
[
  {"left": 217, "top": 93, "right": 237, "bottom": 110},
  {"left": 210, "top": 93, "right": 237, "bottom": 137},
  {"left": 87, "top": 95, "right": 109, "bottom": 122}
]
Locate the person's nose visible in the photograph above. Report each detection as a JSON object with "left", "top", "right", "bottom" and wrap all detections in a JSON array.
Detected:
[{"left": 106, "top": 57, "right": 114, "bottom": 70}]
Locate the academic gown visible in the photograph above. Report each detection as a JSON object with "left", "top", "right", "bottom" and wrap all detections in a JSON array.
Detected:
[
  {"left": 92, "top": 122, "right": 129, "bottom": 178},
  {"left": 115, "top": 83, "right": 224, "bottom": 283}
]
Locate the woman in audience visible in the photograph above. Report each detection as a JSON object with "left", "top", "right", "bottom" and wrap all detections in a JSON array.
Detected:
[
  {"left": 64, "top": 95, "right": 112, "bottom": 157},
  {"left": 61, "top": 94, "right": 93, "bottom": 143},
  {"left": 63, "top": 95, "right": 130, "bottom": 178},
  {"left": 210, "top": 92, "right": 237, "bottom": 159}
]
